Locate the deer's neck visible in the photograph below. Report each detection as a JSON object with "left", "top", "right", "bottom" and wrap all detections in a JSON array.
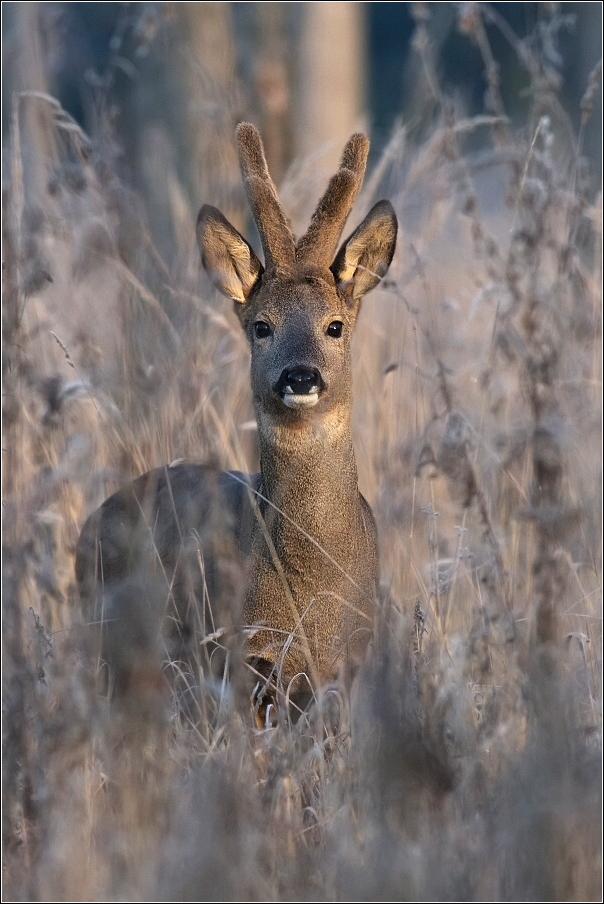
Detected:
[{"left": 256, "top": 411, "right": 362, "bottom": 538}]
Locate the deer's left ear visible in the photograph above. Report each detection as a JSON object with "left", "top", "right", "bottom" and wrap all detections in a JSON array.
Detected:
[
  {"left": 197, "top": 204, "right": 263, "bottom": 303},
  {"left": 331, "top": 200, "right": 397, "bottom": 303}
]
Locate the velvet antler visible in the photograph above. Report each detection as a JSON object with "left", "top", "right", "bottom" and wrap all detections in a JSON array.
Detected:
[
  {"left": 236, "top": 123, "right": 296, "bottom": 272},
  {"left": 295, "top": 134, "right": 369, "bottom": 268}
]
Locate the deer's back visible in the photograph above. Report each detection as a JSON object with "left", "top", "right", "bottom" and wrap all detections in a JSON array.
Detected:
[
  {"left": 75, "top": 464, "right": 258, "bottom": 686},
  {"left": 76, "top": 464, "right": 258, "bottom": 587}
]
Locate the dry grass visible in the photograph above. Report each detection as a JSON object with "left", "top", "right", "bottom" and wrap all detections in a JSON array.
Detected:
[{"left": 2, "top": 6, "right": 601, "bottom": 901}]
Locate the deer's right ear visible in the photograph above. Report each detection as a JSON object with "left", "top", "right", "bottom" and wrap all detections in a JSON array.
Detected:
[
  {"left": 197, "top": 205, "right": 263, "bottom": 303},
  {"left": 331, "top": 200, "right": 397, "bottom": 304}
]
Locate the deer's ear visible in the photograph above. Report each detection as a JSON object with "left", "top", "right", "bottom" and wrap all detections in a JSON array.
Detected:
[
  {"left": 197, "top": 205, "right": 263, "bottom": 303},
  {"left": 331, "top": 200, "right": 397, "bottom": 303}
]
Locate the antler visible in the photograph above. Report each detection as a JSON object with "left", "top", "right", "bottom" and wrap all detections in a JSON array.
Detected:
[
  {"left": 237, "top": 123, "right": 370, "bottom": 273},
  {"left": 295, "top": 133, "right": 369, "bottom": 268},
  {"left": 237, "top": 123, "right": 295, "bottom": 272}
]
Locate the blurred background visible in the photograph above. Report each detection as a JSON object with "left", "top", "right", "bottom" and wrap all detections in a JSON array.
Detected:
[
  {"left": 2, "top": 6, "right": 602, "bottom": 900},
  {"left": 3, "top": 1, "right": 601, "bottom": 259}
]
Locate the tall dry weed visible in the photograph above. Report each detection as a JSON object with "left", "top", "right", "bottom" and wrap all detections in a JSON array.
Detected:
[{"left": 2, "top": 4, "right": 601, "bottom": 901}]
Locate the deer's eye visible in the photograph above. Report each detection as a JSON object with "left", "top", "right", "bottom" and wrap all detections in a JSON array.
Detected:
[
  {"left": 327, "top": 321, "right": 343, "bottom": 338},
  {"left": 254, "top": 321, "right": 272, "bottom": 339}
]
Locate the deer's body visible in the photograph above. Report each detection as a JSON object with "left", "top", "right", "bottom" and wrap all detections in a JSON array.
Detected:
[{"left": 75, "top": 124, "right": 397, "bottom": 708}]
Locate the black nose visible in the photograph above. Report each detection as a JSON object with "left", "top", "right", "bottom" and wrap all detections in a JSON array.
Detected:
[{"left": 278, "top": 366, "right": 322, "bottom": 395}]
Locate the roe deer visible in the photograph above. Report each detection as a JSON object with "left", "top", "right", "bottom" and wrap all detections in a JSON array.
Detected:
[{"left": 75, "top": 123, "right": 397, "bottom": 713}]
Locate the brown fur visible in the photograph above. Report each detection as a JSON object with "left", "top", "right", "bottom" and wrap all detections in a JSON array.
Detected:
[{"left": 75, "top": 124, "right": 397, "bottom": 709}]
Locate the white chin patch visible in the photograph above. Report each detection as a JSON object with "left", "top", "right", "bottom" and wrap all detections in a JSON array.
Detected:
[{"left": 282, "top": 390, "right": 320, "bottom": 409}]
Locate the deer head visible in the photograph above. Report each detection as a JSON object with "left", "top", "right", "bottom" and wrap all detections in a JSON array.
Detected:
[{"left": 196, "top": 124, "right": 397, "bottom": 440}]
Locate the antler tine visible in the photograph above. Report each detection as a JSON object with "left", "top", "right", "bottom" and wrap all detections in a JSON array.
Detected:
[
  {"left": 296, "top": 133, "right": 370, "bottom": 268},
  {"left": 237, "top": 123, "right": 295, "bottom": 271}
]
